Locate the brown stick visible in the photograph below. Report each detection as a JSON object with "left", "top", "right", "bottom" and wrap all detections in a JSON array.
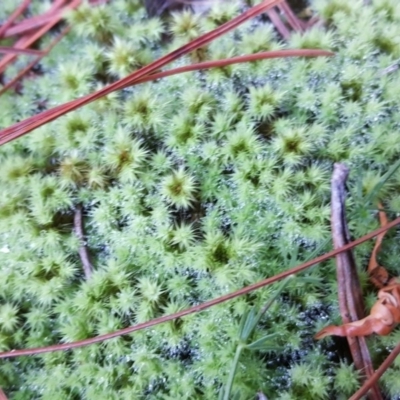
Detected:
[
  {"left": 0, "top": 0, "right": 285, "bottom": 145},
  {"left": 0, "top": 0, "right": 31, "bottom": 39},
  {"left": 0, "top": 46, "right": 44, "bottom": 56},
  {"left": 0, "top": 0, "right": 79, "bottom": 74},
  {"left": 74, "top": 205, "right": 93, "bottom": 279},
  {"left": 350, "top": 342, "right": 400, "bottom": 400},
  {"left": 1, "top": 216, "right": 400, "bottom": 359},
  {"left": 0, "top": 25, "right": 70, "bottom": 96},
  {"left": 331, "top": 163, "right": 382, "bottom": 399},
  {"left": 279, "top": 1, "right": 305, "bottom": 32},
  {"left": 121, "top": 49, "right": 333, "bottom": 88},
  {"left": 267, "top": 8, "right": 291, "bottom": 39},
  {"left": 367, "top": 202, "right": 390, "bottom": 288},
  {"left": 378, "top": 62, "right": 399, "bottom": 76}
]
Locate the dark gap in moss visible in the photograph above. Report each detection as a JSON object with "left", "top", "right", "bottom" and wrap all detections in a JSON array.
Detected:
[{"left": 340, "top": 80, "right": 363, "bottom": 102}]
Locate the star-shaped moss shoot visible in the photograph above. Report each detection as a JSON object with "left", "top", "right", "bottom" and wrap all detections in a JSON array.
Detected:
[{"left": 160, "top": 167, "right": 196, "bottom": 209}]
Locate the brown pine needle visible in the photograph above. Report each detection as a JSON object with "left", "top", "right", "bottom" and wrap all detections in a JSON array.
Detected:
[
  {"left": 0, "top": 216, "right": 399, "bottom": 359},
  {"left": 368, "top": 202, "right": 391, "bottom": 288},
  {"left": 0, "top": 0, "right": 80, "bottom": 74},
  {"left": 329, "top": 163, "right": 381, "bottom": 399},
  {"left": 0, "top": 46, "right": 44, "bottom": 55},
  {"left": 279, "top": 1, "right": 304, "bottom": 32},
  {"left": 0, "top": 25, "right": 70, "bottom": 96},
  {"left": 350, "top": 342, "right": 400, "bottom": 400},
  {"left": 267, "top": 8, "right": 291, "bottom": 39},
  {"left": 0, "top": 0, "right": 31, "bottom": 39},
  {"left": 74, "top": 205, "right": 93, "bottom": 280},
  {"left": 121, "top": 49, "right": 333, "bottom": 88},
  {"left": 0, "top": 0, "right": 285, "bottom": 145}
]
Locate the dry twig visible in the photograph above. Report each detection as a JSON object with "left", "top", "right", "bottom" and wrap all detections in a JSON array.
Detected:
[
  {"left": 368, "top": 203, "right": 391, "bottom": 288},
  {"left": 350, "top": 342, "right": 400, "bottom": 400},
  {"left": 1, "top": 217, "right": 399, "bottom": 358},
  {"left": 324, "top": 163, "right": 382, "bottom": 399},
  {"left": 316, "top": 201, "right": 400, "bottom": 337},
  {"left": 0, "top": 0, "right": 285, "bottom": 144},
  {"left": 74, "top": 205, "right": 93, "bottom": 279},
  {"left": 0, "top": 0, "right": 31, "bottom": 39},
  {"left": 377, "top": 61, "right": 400, "bottom": 77},
  {"left": 0, "top": 25, "right": 70, "bottom": 96}
]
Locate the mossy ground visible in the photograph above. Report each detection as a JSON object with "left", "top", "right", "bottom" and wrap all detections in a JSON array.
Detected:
[{"left": 1, "top": 0, "right": 400, "bottom": 398}]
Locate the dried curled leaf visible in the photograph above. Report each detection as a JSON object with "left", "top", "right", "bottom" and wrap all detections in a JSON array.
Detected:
[
  {"left": 316, "top": 202, "right": 400, "bottom": 340},
  {"left": 315, "top": 283, "right": 400, "bottom": 339},
  {"left": 368, "top": 203, "right": 391, "bottom": 289}
]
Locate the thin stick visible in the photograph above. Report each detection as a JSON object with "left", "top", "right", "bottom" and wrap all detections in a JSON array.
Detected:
[
  {"left": 0, "top": 25, "right": 70, "bottom": 96},
  {"left": 1, "top": 0, "right": 69, "bottom": 37},
  {"left": 267, "top": 8, "right": 291, "bottom": 39},
  {"left": 279, "top": 1, "right": 304, "bottom": 32},
  {"left": 121, "top": 49, "right": 333, "bottom": 88},
  {"left": 1, "top": 49, "right": 333, "bottom": 96},
  {"left": 0, "top": 0, "right": 105, "bottom": 37},
  {"left": 0, "top": 0, "right": 31, "bottom": 39},
  {"left": 74, "top": 205, "right": 93, "bottom": 279},
  {"left": 378, "top": 62, "right": 399, "bottom": 76},
  {"left": 331, "top": 163, "right": 382, "bottom": 399},
  {"left": 0, "top": 47, "right": 44, "bottom": 56},
  {"left": 350, "top": 342, "right": 400, "bottom": 400},
  {"left": 0, "top": 0, "right": 79, "bottom": 74},
  {"left": 367, "top": 202, "right": 390, "bottom": 288},
  {"left": 0, "top": 216, "right": 399, "bottom": 359},
  {"left": 0, "top": 47, "right": 332, "bottom": 144},
  {"left": 0, "top": 0, "right": 284, "bottom": 144}
]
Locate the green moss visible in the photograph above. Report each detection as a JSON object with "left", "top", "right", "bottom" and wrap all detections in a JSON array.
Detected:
[{"left": 1, "top": 0, "right": 400, "bottom": 398}]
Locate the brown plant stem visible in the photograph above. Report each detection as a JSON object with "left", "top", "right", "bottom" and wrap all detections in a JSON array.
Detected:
[
  {"left": 0, "top": 47, "right": 44, "bottom": 56},
  {"left": 2, "top": 6, "right": 69, "bottom": 38},
  {"left": 1, "top": 0, "right": 104, "bottom": 38},
  {"left": 330, "top": 163, "right": 382, "bottom": 399},
  {"left": 0, "top": 25, "right": 70, "bottom": 96},
  {"left": 74, "top": 205, "right": 93, "bottom": 279},
  {"left": 279, "top": 1, "right": 305, "bottom": 32},
  {"left": 267, "top": 8, "right": 291, "bottom": 39},
  {"left": 368, "top": 202, "right": 390, "bottom": 288},
  {"left": 122, "top": 49, "right": 333, "bottom": 88},
  {"left": 0, "top": 47, "right": 332, "bottom": 144},
  {"left": 0, "top": 0, "right": 32, "bottom": 39},
  {"left": 0, "top": 0, "right": 79, "bottom": 74},
  {"left": 0, "top": 216, "right": 399, "bottom": 359},
  {"left": 350, "top": 342, "right": 400, "bottom": 400},
  {"left": 0, "top": 0, "right": 285, "bottom": 145}
]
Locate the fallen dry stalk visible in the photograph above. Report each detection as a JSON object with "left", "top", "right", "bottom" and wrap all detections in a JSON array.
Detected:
[
  {"left": 1, "top": 217, "right": 399, "bottom": 358},
  {"left": 0, "top": 0, "right": 31, "bottom": 39},
  {"left": 121, "top": 49, "right": 333, "bottom": 88},
  {"left": 316, "top": 199, "right": 400, "bottom": 339},
  {"left": 321, "top": 163, "right": 381, "bottom": 399},
  {"left": 368, "top": 203, "right": 391, "bottom": 288},
  {"left": 0, "top": 25, "right": 71, "bottom": 96},
  {"left": 0, "top": 0, "right": 79, "bottom": 74},
  {"left": 350, "top": 342, "right": 400, "bottom": 400},
  {"left": 315, "top": 180, "right": 400, "bottom": 398},
  {"left": 0, "top": 46, "right": 44, "bottom": 56},
  {"left": 0, "top": 46, "right": 333, "bottom": 144},
  {"left": 0, "top": 0, "right": 314, "bottom": 145},
  {"left": 74, "top": 204, "right": 93, "bottom": 279}
]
